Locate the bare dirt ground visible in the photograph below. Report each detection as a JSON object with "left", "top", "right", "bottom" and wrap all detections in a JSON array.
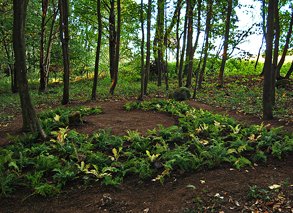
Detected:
[{"left": 0, "top": 99, "right": 292, "bottom": 212}]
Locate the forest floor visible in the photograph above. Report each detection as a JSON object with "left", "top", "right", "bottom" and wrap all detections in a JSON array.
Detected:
[{"left": 0, "top": 99, "right": 292, "bottom": 212}]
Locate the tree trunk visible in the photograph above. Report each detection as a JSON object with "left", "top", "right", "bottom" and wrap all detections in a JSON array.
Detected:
[
  {"left": 185, "top": 0, "right": 195, "bottom": 88},
  {"left": 13, "top": 0, "right": 46, "bottom": 138},
  {"left": 198, "top": 0, "right": 213, "bottom": 89},
  {"left": 263, "top": 0, "right": 275, "bottom": 120},
  {"left": 91, "top": 0, "right": 102, "bottom": 100},
  {"left": 109, "top": 0, "right": 121, "bottom": 95},
  {"left": 109, "top": 0, "right": 116, "bottom": 81},
  {"left": 39, "top": 0, "right": 49, "bottom": 92},
  {"left": 156, "top": 0, "right": 165, "bottom": 87},
  {"left": 275, "top": 8, "right": 293, "bottom": 78},
  {"left": 144, "top": 0, "right": 152, "bottom": 95},
  {"left": 285, "top": 60, "right": 293, "bottom": 79},
  {"left": 139, "top": 0, "right": 145, "bottom": 100},
  {"left": 178, "top": 10, "right": 188, "bottom": 87},
  {"left": 59, "top": 0, "right": 70, "bottom": 105},
  {"left": 175, "top": 5, "right": 181, "bottom": 77},
  {"left": 218, "top": 0, "right": 232, "bottom": 87},
  {"left": 192, "top": 0, "right": 202, "bottom": 56}
]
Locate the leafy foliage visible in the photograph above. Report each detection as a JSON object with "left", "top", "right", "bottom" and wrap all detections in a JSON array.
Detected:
[{"left": 0, "top": 100, "right": 292, "bottom": 197}]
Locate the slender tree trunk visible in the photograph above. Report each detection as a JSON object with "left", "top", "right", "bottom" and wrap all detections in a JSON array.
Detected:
[
  {"left": 263, "top": 0, "right": 275, "bottom": 120},
  {"left": 139, "top": 0, "right": 145, "bottom": 100},
  {"left": 59, "top": 0, "right": 70, "bottom": 105},
  {"left": 109, "top": 0, "right": 116, "bottom": 81},
  {"left": 285, "top": 60, "right": 293, "bottom": 79},
  {"left": 156, "top": 0, "right": 165, "bottom": 87},
  {"left": 13, "top": 0, "right": 46, "bottom": 138},
  {"left": 144, "top": 0, "right": 151, "bottom": 95},
  {"left": 271, "top": 0, "right": 279, "bottom": 105},
  {"left": 255, "top": 36, "right": 264, "bottom": 71},
  {"left": 175, "top": 5, "right": 181, "bottom": 76},
  {"left": 2, "top": 38, "right": 17, "bottom": 93},
  {"left": 275, "top": 8, "right": 293, "bottom": 78},
  {"left": 109, "top": 0, "right": 121, "bottom": 95},
  {"left": 44, "top": 2, "right": 58, "bottom": 85},
  {"left": 91, "top": 0, "right": 102, "bottom": 100},
  {"left": 259, "top": 0, "right": 267, "bottom": 76},
  {"left": 178, "top": 10, "right": 188, "bottom": 87},
  {"left": 39, "top": 0, "right": 49, "bottom": 92},
  {"left": 218, "top": 0, "right": 232, "bottom": 87},
  {"left": 192, "top": 0, "right": 202, "bottom": 56},
  {"left": 185, "top": 0, "right": 195, "bottom": 88},
  {"left": 198, "top": 0, "right": 213, "bottom": 89}
]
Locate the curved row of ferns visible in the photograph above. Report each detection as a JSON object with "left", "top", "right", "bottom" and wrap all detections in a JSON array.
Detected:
[{"left": 0, "top": 100, "right": 292, "bottom": 197}]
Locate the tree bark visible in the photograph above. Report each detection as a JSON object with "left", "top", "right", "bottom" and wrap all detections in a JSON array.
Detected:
[
  {"left": 185, "top": 0, "right": 195, "bottom": 88},
  {"left": 218, "top": 0, "right": 232, "bottom": 87},
  {"left": 59, "top": 0, "right": 70, "bottom": 105},
  {"left": 108, "top": 0, "right": 116, "bottom": 81},
  {"left": 109, "top": 0, "right": 121, "bottom": 95},
  {"left": 91, "top": 0, "right": 102, "bottom": 100},
  {"left": 263, "top": 0, "right": 275, "bottom": 120},
  {"left": 156, "top": 0, "right": 165, "bottom": 87},
  {"left": 198, "top": 0, "right": 213, "bottom": 89},
  {"left": 144, "top": 0, "right": 152, "bottom": 95},
  {"left": 13, "top": 0, "right": 46, "bottom": 138},
  {"left": 178, "top": 9, "right": 188, "bottom": 87},
  {"left": 275, "top": 8, "right": 293, "bottom": 78},
  {"left": 139, "top": 0, "right": 145, "bottom": 100},
  {"left": 285, "top": 60, "right": 293, "bottom": 79},
  {"left": 39, "top": 0, "right": 49, "bottom": 92}
]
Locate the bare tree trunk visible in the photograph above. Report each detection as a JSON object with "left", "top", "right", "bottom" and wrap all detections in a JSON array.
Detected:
[
  {"left": 275, "top": 8, "right": 293, "bottom": 78},
  {"left": 198, "top": 0, "right": 213, "bottom": 89},
  {"left": 109, "top": 0, "right": 121, "bottom": 95},
  {"left": 156, "top": 0, "right": 165, "bottom": 87},
  {"left": 109, "top": 0, "right": 116, "bottom": 81},
  {"left": 263, "top": 0, "right": 275, "bottom": 120},
  {"left": 144, "top": 0, "right": 152, "bottom": 95},
  {"left": 139, "top": 0, "right": 145, "bottom": 100},
  {"left": 178, "top": 10, "right": 188, "bottom": 87},
  {"left": 13, "top": 0, "right": 46, "bottom": 138},
  {"left": 59, "top": 0, "right": 70, "bottom": 105},
  {"left": 185, "top": 0, "right": 195, "bottom": 88},
  {"left": 218, "top": 0, "right": 232, "bottom": 87},
  {"left": 39, "top": 0, "right": 49, "bottom": 92},
  {"left": 175, "top": 5, "right": 181, "bottom": 77},
  {"left": 285, "top": 60, "right": 293, "bottom": 79},
  {"left": 91, "top": 0, "right": 102, "bottom": 100}
]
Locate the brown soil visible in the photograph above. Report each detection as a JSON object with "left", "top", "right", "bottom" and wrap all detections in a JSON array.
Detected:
[{"left": 0, "top": 99, "right": 292, "bottom": 212}]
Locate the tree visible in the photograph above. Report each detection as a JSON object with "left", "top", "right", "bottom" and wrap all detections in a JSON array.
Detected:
[
  {"left": 218, "top": 0, "right": 232, "bottom": 87},
  {"left": 139, "top": 0, "right": 145, "bottom": 100},
  {"left": 91, "top": 0, "right": 102, "bottom": 100},
  {"left": 39, "top": 0, "right": 58, "bottom": 92},
  {"left": 109, "top": 0, "right": 121, "bottom": 95},
  {"left": 155, "top": 0, "right": 165, "bottom": 87},
  {"left": 275, "top": 7, "right": 293, "bottom": 78},
  {"left": 178, "top": 7, "right": 188, "bottom": 87},
  {"left": 144, "top": 0, "right": 152, "bottom": 95},
  {"left": 185, "top": 0, "right": 195, "bottom": 88},
  {"left": 198, "top": 0, "right": 213, "bottom": 89},
  {"left": 59, "top": 0, "right": 70, "bottom": 105},
  {"left": 263, "top": 0, "right": 276, "bottom": 120},
  {"left": 12, "top": 0, "right": 46, "bottom": 138}
]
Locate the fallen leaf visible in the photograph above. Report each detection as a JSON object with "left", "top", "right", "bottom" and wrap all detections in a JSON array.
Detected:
[
  {"left": 268, "top": 184, "right": 281, "bottom": 190},
  {"left": 200, "top": 180, "right": 206, "bottom": 184}
]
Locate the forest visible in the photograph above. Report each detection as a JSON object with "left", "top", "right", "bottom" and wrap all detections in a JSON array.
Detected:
[{"left": 0, "top": 0, "right": 292, "bottom": 212}]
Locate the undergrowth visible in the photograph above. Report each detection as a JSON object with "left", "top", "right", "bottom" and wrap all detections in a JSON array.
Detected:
[{"left": 0, "top": 100, "right": 292, "bottom": 197}]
